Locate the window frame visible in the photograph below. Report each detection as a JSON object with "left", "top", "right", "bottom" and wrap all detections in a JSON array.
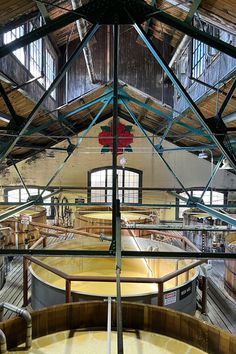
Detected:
[
  {"left": 176, "top": 189, "right": 227, "bottom": 219},
  {"left": 4, "top": 187, "right": 54, "bottom": 219},
  {"left": 88, "top": 166, "right": 143, "bottom": 204},
  {"left": 3, "top": 21, "right": 57, "bottom": 100}
]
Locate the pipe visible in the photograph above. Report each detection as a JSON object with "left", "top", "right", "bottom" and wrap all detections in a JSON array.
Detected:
[
  {"left": 71, "top": 0, "right": 97, "bottom": 84},
  {"left": 169, "top": 35, "right": 189, "bottom": 69},
  {"left": 0, "top": 303, "right": 32, "bottom": 348},
  {"left": 0, "top": 330, "right": 7, "bottom": 354},
  {"left": 100, "top": 234, "right": 112, "bottom": 242}
]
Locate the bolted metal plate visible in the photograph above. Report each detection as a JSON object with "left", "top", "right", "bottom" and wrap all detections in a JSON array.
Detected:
[{"left": 78, "top": 0, "right": 153, "bottom": 24}]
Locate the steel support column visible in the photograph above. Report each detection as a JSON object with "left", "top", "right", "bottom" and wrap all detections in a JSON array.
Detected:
[
  {"left": 0, "top": 24, "right": 100, "bottom": 164},
  {"left": 112, "top": 23, "right": 123, "bottom": 354},
  {"left": 133, "top": 21, "right": 236, "bottom": 170}
]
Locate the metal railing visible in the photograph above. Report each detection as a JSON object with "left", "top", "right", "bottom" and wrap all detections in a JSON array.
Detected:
[{"left": 23, "top": 237, "right": 204, "bottom": 307}]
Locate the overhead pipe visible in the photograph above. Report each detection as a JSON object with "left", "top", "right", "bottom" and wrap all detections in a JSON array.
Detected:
[
  {"left": 0, "top": 303, "right": 32, "bottom": 349},
  {"left": 0, "top": 330, "right": 7, "bottom": 354},
  {"left": 168, "top": 35, "right": 189, "bottom": 69},
  {"left": 71, "top": 0, "right": 97, "bottom": 84}
]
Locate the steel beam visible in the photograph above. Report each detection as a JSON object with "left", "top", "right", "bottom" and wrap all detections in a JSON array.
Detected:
[
  {"left": 0, "top": 249, "right": 235, "bottom": 259},
  {"left": 148, "top": 6, "right": 236, "bottom": 58},
  {"left": 218, "top": 78, "right": 236, "bottom": 120},
  {"left": 119, "top": 88, "right": 210, "bottom": 138},
  {"left": 10, "top": 157, "right": 30, "bottom": 197},
  {"left": 2, "top": 201, "right": 236, "bottom": 208},
  {"left": 133, "top": 22, "right": 236, "bottom": 170},
  {"left": 0, "top": 83, "right": 18, "bottom": 123},
  {"left": 195, "top": 202, "right": 236, "bottom": 226},
  {"left": 112, "top": 24, "right": 119, "bottom": 252},
  {"left": 156, "top": 119, "right": 175, "bottom": 149},
  {"left": 154, "top": 143, "right": 236, "bottom": 153},
  {"left": 59, "top": 90, "right": 113, "bottom": 121},
  {"left": 174, "top": 192, "right": 236, "bottom": 227},
  {"left": 200, "top": 156, "right": 224, "bottom": 200},
  {"left": 0, "top": 24, "right": 100, "bottom": 164},
  {"left": 39, "top": 97, "right": 112, "bottom": 195},
  {"left": 121, "top": 98, "right": 191, "bottom": 198},
  {"left": 0, "top": 189, "right": 60, "bottom": 222},
  {"left": 0, "top": 8, "right": 86, "bottom": 59}
]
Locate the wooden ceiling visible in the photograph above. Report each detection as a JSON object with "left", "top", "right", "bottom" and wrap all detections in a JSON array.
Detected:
[
  {"left": 0, "top": 0, "right": 235, "bottom": 167},
  {"left": 1, "top": 0, "right": 236, "bottom": 48},
  {"left": 1, "top": 75, "right": 235, "bottom": 166}
]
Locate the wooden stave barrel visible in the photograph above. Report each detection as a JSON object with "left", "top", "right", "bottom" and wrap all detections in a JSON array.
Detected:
[
  {"left": 0, "top": 301, "right": 235, "bottom": 354},
  {"left": 74, "top": 205, "right": 157, "bottom": 236}
]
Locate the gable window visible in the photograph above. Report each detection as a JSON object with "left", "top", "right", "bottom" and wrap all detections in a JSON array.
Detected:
[
  {"left": 88, "top": 167, "right": 142, "bottom": 204},
  {"left": 3, "top": 25, "right": 25, "bottom": 64}
]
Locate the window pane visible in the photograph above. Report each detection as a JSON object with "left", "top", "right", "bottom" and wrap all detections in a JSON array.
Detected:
[
  {"left": 8, "top": 189, "right": 20, "bottom": 203},
  {"left": 91, "top": 170, "right": 106, "bottom": 187},
  {"left": 4, "top": 26, "right": 25, "bottom": 65},
  {"left": 91, "top": 189, "right": 105, "bottom": 203},
  {"left": 45, "top": 48, "right": 56, "bottom": 98}
]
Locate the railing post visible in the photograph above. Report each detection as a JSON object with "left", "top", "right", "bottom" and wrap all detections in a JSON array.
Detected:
[
  {"left": 65, "top": 279, "right": 71, "bottom": 303},
  {"left": 157, "top": 282, "right": 164, "bottom": 306},
  {"left": 23, "top": 257, "right": 28, "bottom": 306}
]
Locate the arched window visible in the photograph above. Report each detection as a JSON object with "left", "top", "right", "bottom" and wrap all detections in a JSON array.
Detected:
[{"left": 88, "top": 167, "right": 142, "bottom": 204}]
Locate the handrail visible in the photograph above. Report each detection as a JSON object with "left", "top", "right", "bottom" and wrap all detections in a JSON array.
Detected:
[
  {"left": 22, "top": 229, "right": 204, "bottom": 307},
  {"left": 0, "top": 329, "right": 7, "bottom": 354},
  {"left": 0, "top": 303, "right": 31, "bottom": 349}
]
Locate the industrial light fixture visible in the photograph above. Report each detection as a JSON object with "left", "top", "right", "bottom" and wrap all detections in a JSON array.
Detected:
[
  {"left": 198, "top": 151, "right": 208, "bottom": 159},
  {"left": 119, "top": 156, "right": 127, "bottom": 169},
  {"left": 220, "top": 158, "right": 233, "bottom": 170}
]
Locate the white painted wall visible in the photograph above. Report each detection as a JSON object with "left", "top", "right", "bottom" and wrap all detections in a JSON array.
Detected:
[{"left": 1, "top": 119, "right": 235, "bottom": 190}]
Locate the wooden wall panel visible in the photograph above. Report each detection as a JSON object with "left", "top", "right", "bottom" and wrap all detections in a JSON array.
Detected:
[{"left": 59, "top": 25, "right": 173, "bottom": 106}]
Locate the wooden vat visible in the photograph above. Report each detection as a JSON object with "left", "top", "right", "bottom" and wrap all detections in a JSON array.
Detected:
[
  {"left": 0, "top": 301, "right": 235, "bottom": 353},
  {"left": 74, "top": 205, "right": 158, "bottom": 236},
  {"left": 0, "top": 206, "right": 46, "bottom": 248},
  {"left": 30, "top": 237, "right": 198, "bottom": 314},
  {"left": 225, "top": 232, "right": 236, "bottom": 300}
]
